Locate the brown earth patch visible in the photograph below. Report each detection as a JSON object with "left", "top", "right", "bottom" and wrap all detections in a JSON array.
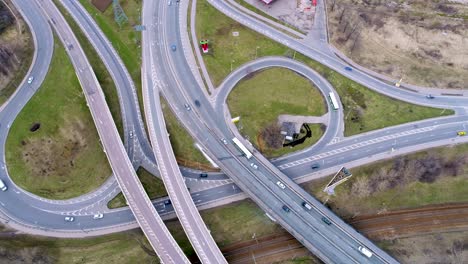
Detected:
[
  {"left": 21, "top": 119, "right": 89, "bottom": 177},
  {"left": 328, "top": 0, "right": 468, "bottom": 89}
]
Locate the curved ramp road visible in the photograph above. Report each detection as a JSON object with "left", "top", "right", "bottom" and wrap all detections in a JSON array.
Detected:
[
  {"left": 34, "top": 0, "right": 189, "bottom": 262},
  {"left": 206, "top": 0, "right": 468, "bottom": 111}
]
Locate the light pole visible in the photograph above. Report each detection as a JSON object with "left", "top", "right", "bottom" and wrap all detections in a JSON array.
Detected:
[
  {"left": 255, "top": 46, "right": 260, "bottom": 59},
  {"left": 231, "top": 60, "right": 235, "bottom": 72}
]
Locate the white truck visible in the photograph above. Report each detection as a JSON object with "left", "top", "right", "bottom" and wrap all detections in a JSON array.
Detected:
[{"left": 358, "top": 246, "right": 373, "bottom": 258}]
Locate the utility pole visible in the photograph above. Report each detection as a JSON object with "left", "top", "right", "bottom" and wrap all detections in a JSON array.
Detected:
[{"left": 231, "top": 60, "right": 235, "bottom": 72}]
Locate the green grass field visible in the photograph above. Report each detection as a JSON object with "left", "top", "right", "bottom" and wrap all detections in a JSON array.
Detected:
[
  {"left": 196, "top": 0, "right": 292, "bottom": 86},
  {"left": 228, "top": 68, "right": 326, "bottom": 157},
  {"left": 303, "top": 143, "right": 468, "bottom": 218},
  {"left": 196, "top": 0, "right": 453, "bottom": 136},
  {"left": 108, "top": 168, "right": 168, "bottom": 209},
  {"left": 5, "top": 37, "right": 111, "bottom": 199},
  {"left": 56, "top": 0, "right": 122, "bottom": 136}
]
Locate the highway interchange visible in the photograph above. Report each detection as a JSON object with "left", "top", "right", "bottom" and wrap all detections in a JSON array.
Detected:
[{"left": 1, "top": 0, "right": 467, "bottom": 263}]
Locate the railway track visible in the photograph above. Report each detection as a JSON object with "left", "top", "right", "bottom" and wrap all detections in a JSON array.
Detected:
[{"left": 219, "top": 203, "right": 468, "bottom": 263}]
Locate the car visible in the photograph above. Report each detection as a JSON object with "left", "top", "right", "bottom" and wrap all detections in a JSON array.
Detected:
[
  {"left": 0, "top": 180, "right": 7, "bottom": 191},
  {"left": 168, "top": 0, "right": 171, "bottom": 5},
  {"left": 171, "top": 44, "right": 176, "bottom": 51},
  {"left": 344, "top": 66, "right": 352, "bottom": 71},
  {"left": 321, "top": 217, "right": 332, "bottom": 225},
  {"left": 457, "top": 131, "right": 466, "bottom": 136},
  {"left": 64, "top": 216, "right": 74, "bottom": 222},
  {"left": 282, "top": 205, "right": 290, "bottom": 213},
  {"left": 426, "top": 94, "right": 435, "bottom": 99},
  {"left": 164, "top": 199, "right": 172, "bottom": 205},
  {"left": 276, "top": 181, "right": 286, "bottom": 189},
  {"left": 221, "top": 138, "right": 228, "bottom": 145},
  {"left": 250, "top": 163, "right": 258, "bottom": 170},
  {"left": 311, "top": 163, "right": 320, "bottom": 169},
  {"left": 129, "top": 131, "right": 134, "bottom": 139},
  {"left": 184, "top": 103, "right": 191, "bottom": 111},
  {"left": 200, "top": 173, "right": 208, "bottom": 178},
  {"left": 302, "top": 202, "right": 312, "bottom": 210},
  {"left": 358, "top": 246, "right": 373, "bottom": 258},
  {"left": 93, "top": 213, "right": 104, "bottom": 219},
  {"left": 27, "top": 76, "right": 34, "bottom": 84},
  {"left": 194, "top": 100, "right": 201, "bottom": 107}
]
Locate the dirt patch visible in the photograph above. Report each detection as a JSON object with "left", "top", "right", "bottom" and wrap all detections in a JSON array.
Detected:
[
  {"left": 328, "top": 0, "right": 468, "bottom": 89},
  {"left": 21, "top": 119, "right": 88, "bottom": 177},
  {"left": 91, "top": 0, "right": 112, "bottom": 12}
]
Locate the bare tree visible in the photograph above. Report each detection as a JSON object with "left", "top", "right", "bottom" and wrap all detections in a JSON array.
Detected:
[{"left": 261, "top": 122, "right": 283, "bottom": 149}]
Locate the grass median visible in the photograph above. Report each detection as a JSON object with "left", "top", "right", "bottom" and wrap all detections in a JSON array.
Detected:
[
  {"left": 161, "top": 97, "right": 214, "bottom": 169},
  {"left": 5, "top": 37, "right": 111, "bottom": 199},
  {"left": 196, "top": 0, "right": 453, "bottom": 137},
  {"left": 227, "top": 67, "right": 326, "bottom": 157}
]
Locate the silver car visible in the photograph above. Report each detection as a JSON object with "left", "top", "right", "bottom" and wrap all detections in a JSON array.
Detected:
[
  {"left": 64, "top": 216, "right": 74, "bottom": 222},
  {"left": 276, "top": 181, "right": 286, "bottom": 189}
]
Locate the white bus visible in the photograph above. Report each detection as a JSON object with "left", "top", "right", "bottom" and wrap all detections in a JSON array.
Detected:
[
  {"left": 329, "top": 92, "right": 339, "bottom": 110},
  {"left": 232, "top": 137, "right": 253, "bottom": 159}
]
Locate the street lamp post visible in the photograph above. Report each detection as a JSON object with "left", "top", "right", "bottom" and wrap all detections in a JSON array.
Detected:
[
  {"left": 231, "top": 60, "right": 235, "bottom": 72},
  {"left": 255, "top": 46, "right": 260, "bottom": 59}
]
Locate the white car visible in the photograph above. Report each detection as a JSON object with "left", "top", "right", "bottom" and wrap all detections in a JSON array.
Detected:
[
  {"left": 221, "top": 138, "right": 228, "bottom": 145},
  {"left": 250, "top": 163, "right": 258, "bottom": 170},
  {"left": 276, "top": 181, "right": 286, "bottom": 189},
  {"left": 64, "top": 216, "right": 74, "bottom": 222},
  {"left": 0, "top": 180, "right": 7, "bottom": 191},
  {"left": 184, "top": 103, "right": 191, "bottom": 111},
  {"left": 93, "top": 213, "right": 104, "bottom": 219},
  {"left": 27, "top": 76, "right": 34, "bottom": 84}
]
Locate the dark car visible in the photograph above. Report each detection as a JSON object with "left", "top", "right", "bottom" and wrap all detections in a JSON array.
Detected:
[
  {"left": 171, "top": 44, "right": 176, "bottom": 51},
  {"left": 200, "top": 173, "right": 208, "bottom": 178},
  {"left": 321, "top": 217, "right": 332, "bottom": 225},
  {"left": 426, "top": 94, "right": 435, "bottom": 99},
  {"left": 344, "top": 66, "right": 353, "bottom": 71},
  {"left": 282, "top": 205, "right": 290, "bottom": 213},
  {"left": 311, "top": 163, "right": 320, "bottom": 169},
  {"left": 164, "top": 200, "right": 172, "bottom": 205},
  {"left": 194, "top": 100, "right": 201, "bottom": 107}
]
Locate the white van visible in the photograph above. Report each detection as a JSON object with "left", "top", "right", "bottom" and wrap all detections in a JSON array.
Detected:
[
  {"left": 0, "top": 180, "right": 7, "bottom": 191},
  {"left": 358, "top": 246, "right": 373, "bottom": 258}
]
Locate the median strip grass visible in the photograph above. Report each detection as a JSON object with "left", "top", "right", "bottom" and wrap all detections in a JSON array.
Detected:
[
  {"left": 107, "top": 168, "right": 167, "bottom": 209},
  {"left": 228, "top": 67, "right": 326, "bottom": 157},
  {"left": 5, "top": 36, "right": 111, "bottom": 199},
  {"left": 161, "top": 97, "right": 214, "bottom": 169},
  {"left": 196, "top": 0, "right": 453, "bottom": 136}
]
